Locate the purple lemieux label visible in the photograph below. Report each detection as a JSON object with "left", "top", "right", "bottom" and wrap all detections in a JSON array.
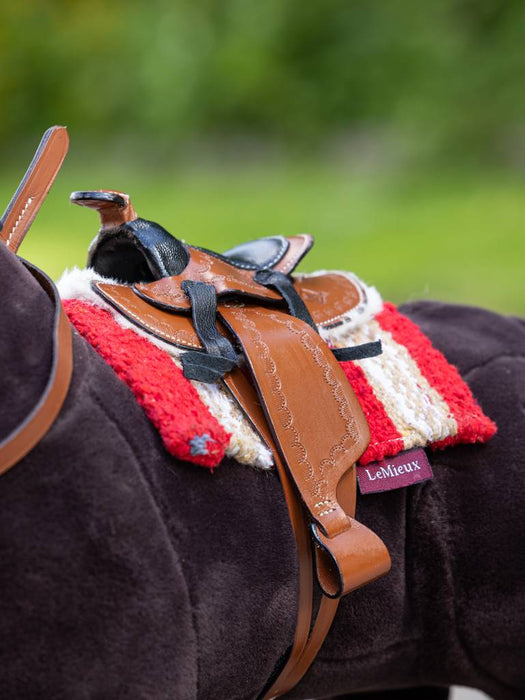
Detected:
[{"left": 356, "top": 447, "right": 433, "bottom": 495}]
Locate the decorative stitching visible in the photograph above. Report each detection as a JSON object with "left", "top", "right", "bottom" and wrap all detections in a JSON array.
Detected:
[
  {"left": 318, "top": 507, "right": 337, "bottom": 517},
  {"left": 232, "top": 306, "right": 360, "bottom": 520},
  {"left": 120, "top": 308, "right": 201, "bottom": 349},
  {"left": 138, "top": 251, "right": 282, "bottom": 305},
  {"left": 316, "top": 277, "right": 365, "bottom": 327},
  {"left": 278, "top": 234, "right": 309, "bottom": 274},
  {"left": 6, "top": 197, "right": 33, "bottom": 248},
  {"left": 319, "top": 304, "right": 365, "bottom": 327},
  {"left": 263, "top": 236, "right": 289, "bottom": 269}
]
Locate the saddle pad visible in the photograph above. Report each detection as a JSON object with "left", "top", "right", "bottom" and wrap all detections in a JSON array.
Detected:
[{"left": 58, "top": 267, "right": 496, "bottom": 470}]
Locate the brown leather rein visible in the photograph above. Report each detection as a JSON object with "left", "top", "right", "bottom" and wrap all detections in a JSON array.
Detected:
[
  {"left": 0, "top": 262, "right": 73, "bottom": 476},
  {"left": 0, "top": 127, "right": 73, "bottom": 477}
]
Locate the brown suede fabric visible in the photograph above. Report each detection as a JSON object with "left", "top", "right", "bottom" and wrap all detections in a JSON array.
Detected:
[{"left": 0, "top": 244, "right": 523, "bottom": 699}]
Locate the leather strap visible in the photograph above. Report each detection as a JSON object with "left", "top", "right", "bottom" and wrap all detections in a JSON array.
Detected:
[
  {"left": 266, "top": 466, "right": 357, "bottom": 697},
  {"left": 0, "top": 127, "right": 69, "bottom": 253},
  {"left": 254, "top": 269, "right": 317, "bottom": 329},
  {"left": 0, "top": 262, "right": 73, "bottom": 475},
  {"left": 219, "top": 307, "right": 391, "bottom": 697},
  {"left": 180, "top": 281, "right": 239, "bottom": 382},
  {"left": 220, "top": 305, "right": 370, "bottom": 541},
  {"left": 274, "top": 596, "right": 339, "bottom": 697},
  {"left": 222, "top": 369, "right": 316, "bottom": 699},
  {"left": 223, "top": 372, "right": 374, "bottom": 698}
]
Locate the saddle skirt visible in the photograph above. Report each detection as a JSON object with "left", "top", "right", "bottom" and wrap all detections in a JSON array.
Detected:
[{"left": 58, "top": 262, "right": 496, "bottom": 471}]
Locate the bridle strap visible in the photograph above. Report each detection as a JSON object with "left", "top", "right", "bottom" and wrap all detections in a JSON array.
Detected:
[
  {"left": 0, "top": 126, "right": 69, "bottom": 253},
  {"left": 0, "top": 261, "right": 73, "bottom": 475},
  {"left": 0, "top": 127, "right": 72, "bottom": 474}
]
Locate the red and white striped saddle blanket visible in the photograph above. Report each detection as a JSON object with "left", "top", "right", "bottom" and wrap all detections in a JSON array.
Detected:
[{"left": 59, "top": 266, "right": 496, "bottom": 471}]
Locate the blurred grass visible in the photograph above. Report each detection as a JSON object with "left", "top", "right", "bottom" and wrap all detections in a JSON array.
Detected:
[{"left": 1, "top": 156, "right": 523, "bottom": 315}]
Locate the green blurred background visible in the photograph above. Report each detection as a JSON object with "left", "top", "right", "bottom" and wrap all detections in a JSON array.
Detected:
[{"left": 1, "top": 1, "right": 524, "bottom": 313}]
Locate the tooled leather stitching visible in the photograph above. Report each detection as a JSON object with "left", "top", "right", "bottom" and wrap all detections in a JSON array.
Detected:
[
  {"left": 290, "top": 272, "right": 365, "bottom": 327},
  {"left": 119, "top": 308, "right": 201, "bottom": 348},
  {"left": 192, "top": 254, "right": 275, "bottom": 295},
  {"left": 233, "top": 307, "right": 360, "bottom": 522},
  {"left": 296, "top": 317, "right": 361, "bottom": 511},
  {"left": 6, "top": 197, "right": 33, "bottom": 247}
]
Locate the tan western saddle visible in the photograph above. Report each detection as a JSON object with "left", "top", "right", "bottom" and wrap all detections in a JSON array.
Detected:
[{"left": 0, "top": 127, "right": 391, "bottom": 699}]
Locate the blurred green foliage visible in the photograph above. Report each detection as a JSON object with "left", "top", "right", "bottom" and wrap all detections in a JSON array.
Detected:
[
  {"left": 2, "top": 0, "right": 525, "bottom": 158},
  {"left": 0, "top": 1, "right": 523, "bottom": 314},
  {"left": 1, "top": 157, "right": 522, "bottom": 313}
]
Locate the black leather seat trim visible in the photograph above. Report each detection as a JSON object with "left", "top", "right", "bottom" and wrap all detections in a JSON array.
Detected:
[{"left": 205, "top": 236, "right": 290, "bottom": 270}]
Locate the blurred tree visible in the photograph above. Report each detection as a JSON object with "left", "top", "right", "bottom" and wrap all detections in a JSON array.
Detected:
[{"left": 1, "top": 0, "right": 525, "bottom": 160}]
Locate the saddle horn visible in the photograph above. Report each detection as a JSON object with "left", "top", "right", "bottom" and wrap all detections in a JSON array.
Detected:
[{"left": 70, "top": 190, "right": 190, "bottom": 283}]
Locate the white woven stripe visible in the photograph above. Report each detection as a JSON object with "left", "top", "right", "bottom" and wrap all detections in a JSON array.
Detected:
[
  {"left": 191, "top": 381, "right": 274, "bottom": 469},
  {"left": 324, "top": 317, "right": 458, "bottom": 448}
]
